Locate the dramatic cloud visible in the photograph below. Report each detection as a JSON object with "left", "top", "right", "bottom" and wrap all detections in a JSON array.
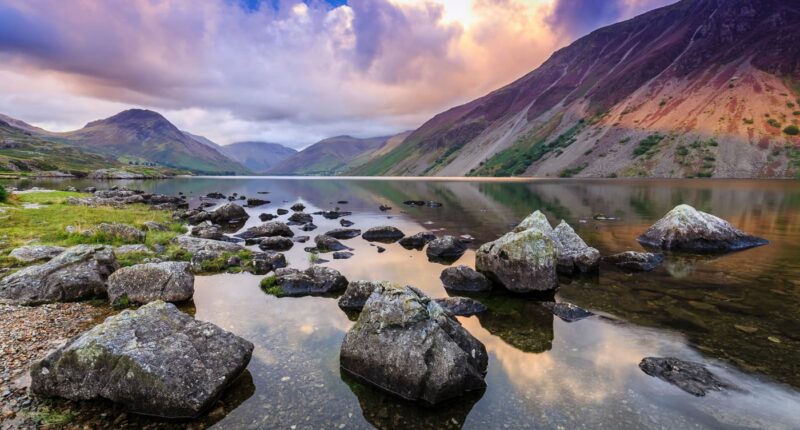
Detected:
[{"left": 0, "top": 0, "right": 675, "bottom": 148}]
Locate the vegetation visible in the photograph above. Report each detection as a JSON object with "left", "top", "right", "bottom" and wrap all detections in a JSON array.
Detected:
[
  {"left": 559, "top": 164, "right": 587, "bottom": 178},
  {"left": 675, "top": 139, "right": 718, "bottom": 178},
  {"left": 260, "top": 275, "right": 284, "bottom": 297},
  {"left": 767, "top": 118, "right": 782, "bottom": 128},
  {"left": 783, "top": 125, "right": 799, "bottom": 136},
  {"left": 633, "top": 134, "right": 665, "bottom": 157},
  {"left": 194, "top": 250, "right": 253, "bottom": 274},
  {"left": 0, "top": 184, "right": 6, "bottom": 202}
]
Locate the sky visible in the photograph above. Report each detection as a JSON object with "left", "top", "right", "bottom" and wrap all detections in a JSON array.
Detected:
[{"left": 0, "top": 0, "right": 675, "bottom": 148}]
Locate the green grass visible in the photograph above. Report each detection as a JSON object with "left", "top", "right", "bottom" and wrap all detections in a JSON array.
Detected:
[
  {"left": 25, "top": 407, "right": 74, "bottom": 426},
  {"left": 260, "top": 275, "right": 284, "bottom": 296},
  {"left": 559, "top": 164, "right": 587, "bottom": 178},
  {"left": 633, "top": 134, "right": 664, "bottom": 157},
  {"left": 783, "top": 125, "right": 799, "bottom": 136},
  {"left": 194, "top": 249, "right": 252, "bottom": 274},
  {"left": 0, "top": 184, "right": 6, "bottom": 202}
]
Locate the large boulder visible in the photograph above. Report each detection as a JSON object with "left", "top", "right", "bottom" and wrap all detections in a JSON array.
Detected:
[
  {"left": 440, "top": 265, "right": 491, "bottom": 292},
  {"left": 604, "top": 251, "right": 664, "bottom": 272},
  {"left": 269, "top": 266, "right": 348, "bottom": 296},
  {"left": 324, "top": 228, "right": 362, "bottom": 240},
  {"left": 637, "top": 204, "right": 768, "bottom": 252},
  {"left": 314, "top": 234, "right": 351, "bottom": 252},
  {"left": 30, "top": 301, "right": 253, "bottom": 418},
  {"left": 173, "top": 236, "right": 244, "bottom": 254},
  {"left": 9, "top": 245, "right": 65, "bottom": 263},
  {"left": 362, "top": 226, "right": 405, "bottom": 242},
  {"left": 288, "top": 212, "right": 313, "bottom": 224},
  {"left": 553, "top": 221, "right": 600, "bottom": 273},
  {"left": 426, "top": 236, "right": 466, "bottom": 261},
  {"left": 209, "top": 203, "right": 249, "bottom": 225},
  {"left": 340, "top": 285, "right": 487, "bottom": 404},
  {"left": 337, "top": 280, "right": 393, "bottom": 311},
  {"left": 258, "top": 237, "right": 294, "bottom": 251},
  {"left": 235, "top": 221, "right": 294, "bottom": 240},
  {"left": 0, "top": 245, "right": 118, "bottom": 305},
  {"left": 107, "top": 262, "right": 194, "bottom": 306},
  {"left": 398, "top": 231, "right": 436, "bottom": 250},
  {"left": 88, "top": 223, "right": 146, "bottom": 243},
  {"left": 475, "top": 228, "right": 557, "bottom": 293},
  {"left": 639, "top": 357, "right": 729, "bottom": 397}
]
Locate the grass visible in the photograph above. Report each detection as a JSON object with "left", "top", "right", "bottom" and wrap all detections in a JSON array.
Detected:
[
  {"left": 194, "top": 249, "right": 252, "bottom": 274},
  {"left": 633, "top": 134, "right": 664, "bottom": 157},
  {"left": 675, "top": 139, "right": 717, "bottom": 178},
  {"left": 0, "top": 184, "right": 6, "bottom": 202},
  {"left": 25, "top": 407, "right": 74, "bottom": 426},
  {"left": 309, "top": 251, "right": 320, "bottom": 264},
  {"left": 260, "top": 275, "right": 284, "bottom": 296}
]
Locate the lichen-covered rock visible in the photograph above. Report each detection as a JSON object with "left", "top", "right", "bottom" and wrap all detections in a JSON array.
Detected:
[
  {"left": 9, "top": 245, "right": 65, "bottom": 263},
  {"left": 114, "top": 244, "right": 151, "bottom": 255},
  {"left": 541, "top": 302, "right": 594, "bottom": 322},
  {"left": 426, "top": 236, "right": 466, "bottom": 261},
  {"left": 173, "top": 236, "right": 244, "bottom": 254},
  {"left": 250, "top": 252, "right": 287, "bottom": 275},
  {"left": 361, "top": 226, "right": 405, "bottom": 242},
  {"left": 398, "top": 231, "right": 437, "bottom": 250},
  {"left": 314, "top": 234, "right": 351, "bottom": 252},
  {"left": 433, "top": 297, "right": 487, "bottom": 316},
  {"left": 30, "top": 301, "right": 253, "bottom": 418},
  {"left": 340, "top": 286, "right": 487, "bottom": 404},
  {"left": 258, "top": 237, "right": 294, "bottom": 251},
  {"left": 143, "top": 221, "right": 169, "bottom": 232},
  {"left": 475, "top": 228, "right": 557, "bottom": 293},
  {"left": 272, "top": 266, "right": 348, "bottom": 296},
  {"left": 604, "top": 251, "right": 664, "bottom": 272},
  {"left": 639, "top": 357, "right": 729, "bottom": 396},
  {"left": 0, "top": 245, "right": 118, "bottom": 305},
  {"left": 88, "top": 223, "right": 146, "bottom": 243},
  {"left": 191, "top": 223, "right": 226, "bottom": 241},
  {"left": 107, "top": 262, "right": 194, "bottom": 305},
  {"left": 325, "top": 228, "right": 362, "bottom": 240},
  {"left": 440, "top": 265, "right": 491, "bottom": 292},
  {"left": 235, "top": 221, "right": 294, "bottom": 240},
  {"left": 553, "top": 221, "right": 600, "bottom": 273},
  {"left": 337, "top": 280, "right": 394, "bottom": 311},
  {"left": 638, "top": 204, "right": 768, "bottom": 252},
  {"left": 210, "top": 203, "right": 249, "bottom": 225}
]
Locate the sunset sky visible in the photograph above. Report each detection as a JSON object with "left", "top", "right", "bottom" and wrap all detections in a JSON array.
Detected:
[{"left": 0, "top": 0, "right": 675, "bottom": 148}]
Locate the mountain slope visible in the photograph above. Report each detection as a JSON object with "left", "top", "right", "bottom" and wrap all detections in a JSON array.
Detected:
[
  {"left": 264, "top": 135, "right": 394, "bottom": 175},
  {"left": 356, "top": 0, "right": 800, "bottom": 178},
  {"left": 59, "top": 109, "right": 249, "bottom": 175},
  {"left": 222, "top": 141, "right": 297, "bottom": 173}
]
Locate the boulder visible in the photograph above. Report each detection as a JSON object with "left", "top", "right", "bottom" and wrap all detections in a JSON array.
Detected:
[
  {"left": 107, "top": 262, "right": 194, "bottom": 305},
  {"left": 300, "top": 223, "right": 318, "bottom": 232},
  {"left": 143, "top": 221, "right": 169, "bottom": 232},
  {"left": 639, "top": 357, "right": 729, "bottom": 397},
  {"left": 89, "top": 223, "right": 146, "bottom": 243},
  {"left": 0, "top": 245, "right": 118, "bottom": 305},
  {"left": 191, "top": 223, "right": 226, "bottom": 241},
  {"left": 541, "top": 302, "right": 594, "bottom": 322},
  {"left": 258, "top": 237, "right": 294, "bottom": 251},
  {"left": 258, "top": 213, "right": 276, "bottom": 221},
  {"left": 553, "top": 221, "right": 600, "bottom": 273},
  {"left": 206, "top": 192, "right": 225, "bottom": 199},
  {"left": 638, "top": 204, "right": 768, "bottom": 252},
  {"left": 475, "top": 228, "right": 557, "bottom": 293},
  {"left": 276, "top": 208, "right": 289, "bottom": 215},
  {"left": 398, "top": 231, "right": 436, "bottom": 250},
  {"left": 340, "top": 219, "right": 354, "bottom": 227},
  {"left": 325, "top": 228, "right": 362, "bottom": 240},
  {"left": 604, "top": 251, "right": 664, "bottom": 272},
  {"left": 362, "top": 226, "right": 405, "bottom": 242},
  {"left": 114, "top": 244, "right": 151, "bottom": 255},
  {"left": 333, "top": 251, "right": 354, "bottom": 260},
  {"left": 235, "top": 221, "right": 293, "bottom": 240},
  {"left": 250, "top": 252, "right": 287, "bottom": 275},
  {"left": 288, "top": 212, "right": 313, "bottom": 224},
  {"left": 433, "top": 297, "right": 487, "bottom": 316},
  {"left": 290, "top": 203, "right": 305, "bottom": 211},
  {"left": 337, "top": 280, "right": 393, "bottom": 311},
  {"left": 426, "top": 236, "right": 466, "bottom": 261},
  {"left": 440, "top": 265, "right": 491, "bottom": 292},
  {"left": 173, "top": 236, "right": 244, "bottom": 254},
  {"left": 9, "top": 245, "right": 65, "bottom": 263},
  {"left": 270, "top": 266, "right": 348, "bottom": 296},
  {"left": 245, "top": 198, "right": 268, "bottom": 207},
  {"left": 209, "top": 203, "right": 249, "bottom": 225},
  {"left": 30, "top": 301, "right": 253, "bottom": 418},
  {"left": 315, "top": 235, "right": 351, "bottom": 252},
  {"left": 340, "top": 286, "right": 487, "bottom": 404}
]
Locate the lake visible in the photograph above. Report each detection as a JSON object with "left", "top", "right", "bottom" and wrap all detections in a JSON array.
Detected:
[{"left": 4, "top": 177, "right": 800, "bottom": 429}]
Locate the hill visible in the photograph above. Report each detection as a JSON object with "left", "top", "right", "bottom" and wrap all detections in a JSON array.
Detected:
[
  {"left": 264, "top": 135, "right": 395, "bottom": 176},
  {"left": 222, "top": 141, "right": 297, "bottom": 173}
]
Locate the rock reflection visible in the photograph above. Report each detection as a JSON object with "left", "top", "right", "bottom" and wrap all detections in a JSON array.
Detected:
[{"left": 476, "top": 295, "right": 554, "bottom": 353}]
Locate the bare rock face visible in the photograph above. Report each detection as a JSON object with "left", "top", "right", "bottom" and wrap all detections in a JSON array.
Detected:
[
  {"left": 440, "top": 265, "right": 492, "bottom": 292},
  {"left": 235, "top": 221, "right": 294, "bottom": 240},
  {"left": 541, "top": 302, "right": 594, "bottom": 322},
  {"left": 639, "top": 357, "right": 730, "bottom": 397},
  {"left": 30, "top": 301, "right": 254, "bottom": 418},
  {"left": 604, "top": 251, "right": 664, "bottom": 272},
  {"left": 426, "top": 236, "right": 467, "bottom": 261},
  {"left": 271, "top": 266, "right": 348, "bottom": 296},
  {"left": 553, "top": 221, "right": 600, "bottom": 273},
  {"left": 337, "top": 280, "right": 393, "bottom": 312},
  {"left": 475, "top": 228, "right": 557, "bottom": 293},
  {"left": 107, "top": 262, "right": 194, "bottom": 306},
  {"left": 362, "top": 226, "right": 405, "bottom": 242},
  {"left": 340, "top": 285, "right": 487, "bottom": 404},
  {"left": 638, "top": 204, "right": 768, "bottom": 252},
  {"left": 0, "top": 245, "right": 118, "bottom": 305},
  {"left": 9, "top": 245, "right": 65, "bottom": 263}
]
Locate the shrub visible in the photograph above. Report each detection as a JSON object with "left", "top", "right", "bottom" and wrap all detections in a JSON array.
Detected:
[
  {"left": 0, "top": 184, "right": 7, "bottom": 203},
  {"left": 743, "top": 118, "right": 754, "bottom": 125},
  {"left": 633, "top": 134, "right": 664, "bottom": 157},
  {"left": 676, "top": 146, "right": 689, "bottom": 157},
  {"left": 784, "top": 125, "right": 800, "bottom": 136},
  {"left": 767, "top": 118, "right": 782, "bottom": 128}
]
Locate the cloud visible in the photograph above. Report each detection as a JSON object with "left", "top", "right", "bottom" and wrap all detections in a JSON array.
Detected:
[
  {"left": 0, "top": 0, "right": 672, "bottom": 148},
  {"left": 547, "top": 0, "right": 677, "bottom": 38}
]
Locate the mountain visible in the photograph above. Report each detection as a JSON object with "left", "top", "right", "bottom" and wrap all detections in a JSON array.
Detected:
[
  {"left": 356, "top": 0, "right": 800, "bottom": 178},
  {"left": 222, "top": 141, "right": 297, "bottom": 173},
  {"left": 264, "top": 134, "right": 397, "bottom": 175},
  {"left": 59, "top": 109, "right": 249, "bottom": 175}
]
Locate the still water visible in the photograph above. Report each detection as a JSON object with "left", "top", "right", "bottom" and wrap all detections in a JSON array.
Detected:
[{"left": 6, "top": 177, "right": 800, "bottom": 429}]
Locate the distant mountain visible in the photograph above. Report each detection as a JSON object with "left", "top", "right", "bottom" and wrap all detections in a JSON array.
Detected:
[
  {"left": 357, "top": 0, "right": 800, "bottom": 178},
  {"left": 0, "top": 113, "right": 51, "bottom": 135},
  {"left": 59, "top": 109, "right": 249, "bottom": 175},
  {"left": 264, "top": 134, "right": 397, "bottom": 175},
  {"left": 222, "top": 141, "right": 297, "bottom": 173}
]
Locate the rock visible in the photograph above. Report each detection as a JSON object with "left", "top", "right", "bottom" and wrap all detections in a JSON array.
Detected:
[
  {"left": 173, "top": 236, "right": 244, "bottom": 254},
  {"left": 541, "top": 302, "right": 594, "bottom": 322},
  {"left": 426, "top": 236, "right": 467, "bottom": 261},
  {"left": 362, "top": 226, "right": 405, "bottom": 242},
  {"left": 292, "top": 235, "right": 310, "bottom": 243},
  {"left": 258, "top": 237, "right": 294, "bottom": 251},
  {"left": 235, "top": 221, "right": 293, "bottom": 239},
  {"left": 89, "top": 223, "right": 146, "bottom": 243},
  {"left": 245, "top": 198, "right": 268, "bottom": 207},
  {"left": 314, "top": 235, "right": 352, "bottom": 252},
  {"left": 9, "top": 245, "right": 65, "bottom": 263},
  {"left": 378, "top": 205, "right": 392, "bottom": 211},
  {"left": 337, "top": 200, "right": 348, "bottom": 204},
  {"left": 637, "top": 204, "right": 768, "bottom": 252},
  {"left": 290, "top": 203, "right": 305, "bottom": 211},
  {"left": 288, "top": 212, "right": 313, "bottom": 224},
  {"left": 398, "top": 231, "right": 436, "bottom": 250},
  {"left": 318, "top": 210, "right": 350, "bottom": 219},
  {"left": 475, "top": 228, "right": 557, "bottom": 293},
  {"left": 258, "top": 213, "right": 276, "bottom": 221},
  {"left": 114, "top": 244, "right": 151, "bottom": 255},
  {"left": 337, "top": 280, "right": 393, "bottom": 311},
  {"left": 300, "top": 223, "right": 318, "bottom": 231},
  {"left": 403, "top": 200, "right": 425, "bottom": 206},
  {"left": 84, "top": 187, "right": 97, "bottom": 193},
  {"left": 276, "top": 208, "right": 289, "bottom": 215},
  {"left": 433, "top": 297, "right": 487, "bottom": 316},
  {"left": 191, "top": 223, "right": 226, "bottom": 241},
  {"left": 206, "top": 192, "right": 225, "bottom": 199},
  {"left": 553, "top": 221, "right": 600, "bottom": 273},
  {"left": 107, "top": 262, "right": 194, "bottom": 305},
  {"left": 340, "top": 219, "right": 354, "bottom": 227},
  {"left": 143, "top": 221, "right": 169, "bottom": 232},
  {"left": 271, "top": 266, "right": 348, "bottom": 296},
  {"left": 30, "top": 301, "right": 253, "bottom": 418},
  {"left": 325, "top": 228, "right": 361, "bottom": 240},
  {"left": 333, "top": 251, "right": 354, "bottom": 259},
  {"left": 604, "top": 251, "right": 664, "bottom": 272},
  {"left": 340, "top": 285, "right": 487, "bottom": 404},
  {"left": 426, "top": 201, "right": 443, "bottom": 208},
  {"left": 440, "top": 265, "right": 491, "bottom": 292},
  {"left": 513, "top": 210, "right": 554, "bottom": 233},
  {"left": 459, "top": 235, "right": 475, "bottom": 243},
  {"left": 376, "top": 246, "right": 386, "bottom": 253},
  {"left": 250, "top": 252, "right": 287, "bottom": 275},
  {"left": 0, "top": 245, "right": 118, "bottom": 305},
  {"left": 209, "top": 203, "right": 250, "bottom": 225},
  {"left": 638, "top": 357, "right": 729, "bottom": 396}
]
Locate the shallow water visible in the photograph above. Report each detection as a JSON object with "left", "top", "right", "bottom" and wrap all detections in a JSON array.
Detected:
[{"left": 5, "top": 177, "right": 800, "bottom": 429}]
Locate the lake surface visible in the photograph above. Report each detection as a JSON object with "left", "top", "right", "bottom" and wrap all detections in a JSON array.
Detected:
[{"left": 5, "top": 177, "right": 800, "bottom": 429}]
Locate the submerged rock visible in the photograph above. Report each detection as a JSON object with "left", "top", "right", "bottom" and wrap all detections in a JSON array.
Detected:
[
  {"left": 276, "top": 208, "right": 289, "bottom": 215},
  {"left": 325, "top": 228, "right": 362, "bottom": 240},
  {"left": 553, "top": 221, "right": 600, "bottom": 273},
  {"left": 0, "top": 245, "right": 118, "bottom": 305},
  {"left": 258, "top": 236, "right": 294, "bottom": 251},
  {"left": 258, "top": 213, "right": 277, "bottom": 221},
  {"left": 433, "top": 297, "right": 487, "bottom": 316},
  {"left": 541, "top": 302, "right": 594, "bottom": 322},
  {"left": 362, "top": 226, "right": 405, "bottom": 242},
  {"left": 333, "top": 251, "right": 354, "bottom": 260},
  {"left": 426, "top": 235, "right": 467, "bottom": 261},
  {"left": 30, "top": 301, "right": 253, "bottom": 418},
  {"left": 235, "top": 221, "right": 294, "bottom": 239},
  {"left": 337, "top": 280, "right": 393, "bottom": 311},
  {"left": 315, "top": 234, "right": 352, "bottom": 252},
  {"left": 638, "top": 204, "right": 768, "bottom": 252},
  {"left": 107, "top": 262, "right": 194, "bottom": 306},
  {"left": 245, "top": 198, "right": 269, "bottom": 207},
  {"left": 604, "top": 251, "right": 664, "bottom": 272},
  {"left": 475, "top": 228, "right": 557, "bottom": 293},
  {"left": 300, "top": 223, "right": 318, "bottom": 232},
  {"left": 288, "top": 212, "right": 313, "bottom": 224},
  {"left": 340, "top": 285, "right": 487, "bottom": 404},
  {"left": 340, "top": 219, "right": 354, "bottom": 227},
  {"left": 638, "top": 357, "right": 729, "bottom": 397},
  {"left": 270, "top": 266, "right": 348, "bottom": 296},
  {"left": 398, "top": 231, "right": 436, "bottom": 250},
  {"left": 440, "top": 265, "right": 491, "bottom": 292},
  {"left": 9, "top": 245, "right": 65, "bottom": 263}
]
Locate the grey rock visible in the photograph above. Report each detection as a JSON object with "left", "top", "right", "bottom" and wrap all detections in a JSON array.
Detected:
[
  {"left": 0, "top": 245, "right": 118, "bottom": 305},
  {"left": 258, "top": 213, "right": 276, "bottom": 221},
  {"left": 426, "top": 236, "right": 467, "bottom": 261},
  {"left": 292, "top": 235, "right": 310, "bottom": 243},
  {"left": 362, "top": 226, "right": 405, "bottom": 242},
  {"left": 639, "top": 357, "right": 729, "bottom": 397},
  {"left": 290, "top": 203, "right": 305, "bottom": 211},
  {"left": 272, "top": 266, "right": 348, "bottom": 296},
  {"left": 398, "top": 231, "right": 437, "bottom": 250},
  {"left": 191, "top": 223, "right": 226, "bottom": 241},
  {"left": 250, "top": 252, "right": 287, "bottom": 275},
  {"left": 245, "top": 198, "right": 268, "bottom": 207},
  {"left": 333, "top": 251, "right": 354, "bottom": 259},
  {"left": 475, "top": 227, "right": 557, "bottom": 293},
  {"left": 276, "top": 209, "right": 289, "bottom": 215},
  {"left": 325, "top": 228, "right": 362, "bottom": 240},
  {"left": 143, "top": 221, "right": 169, "bottom": 232},
  {"left": 89, "top": 223, "right": 146, "bottom": 243},
  {"left": 173, "top": 236, "right": 244, "bottom": 254},
  {"left": 433, "top": 297, "right": 487, "bottom": 316},
  {"left": 9, "top": 245, "right": 65, "bottom": 263},
  {"left": 340, "top": 219, "right": 354, "bottom": 227},
  {"left": 315, "top": 235, "right": 352, "bottom": 252},
  {"left": 300, "top": 223, "right": 318, "bottom": 232},
  {"left": 337, "top": 280, "right": 393, "bottom": 311},
  {"left": 258, "top": 237, "right": 294, "bottom": 251},
  {"left": 541, "top": 302, "right": 594, "bottom": 322},
  {"left": 30, "top": 301, "right": 253, "bottom": 418},
  {"left": 340, "top": 285, "right": 487, "bottom": 404},
  {"left": 604, "top": 251, "right": 664, "bottom": 272},
  {"left": 440, "top": 265, "right": 491, "bottom": 292},
  {"left": 210, "top": 203, "right": 249, "bottom": 225},
  {"left": 235, "top": 221, "right": 293, "bottom": 239},
  {"left": 553, "top": 221, "right": 600, "bottom": 273},
  {"left": 114, "top": 244, "right": 151, "bottom": 255},
  {"left": 288, "top": 212, "right": 313, "bottom": 224},
  {"left": 107, "top": 262, "right": 194, "bottom": 305}
]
